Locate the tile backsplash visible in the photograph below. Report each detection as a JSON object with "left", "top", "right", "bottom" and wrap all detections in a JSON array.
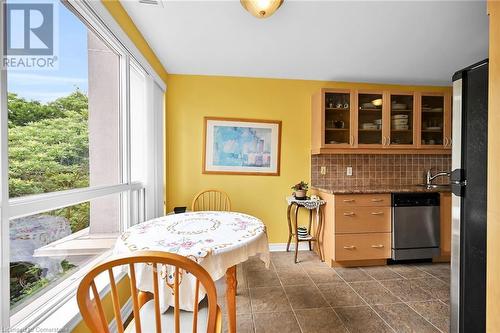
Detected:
[{"left": 311, "top": 154, "right": 452, "bottom": 188}]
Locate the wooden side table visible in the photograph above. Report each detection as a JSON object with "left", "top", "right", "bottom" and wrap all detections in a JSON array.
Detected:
[{"left": 286, "top": 197, "right": 326, "bottom": 263}]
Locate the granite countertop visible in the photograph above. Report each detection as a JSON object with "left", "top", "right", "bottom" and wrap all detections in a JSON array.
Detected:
[{"left": 312, "top": 184, "right": 452, "bottom": 194}]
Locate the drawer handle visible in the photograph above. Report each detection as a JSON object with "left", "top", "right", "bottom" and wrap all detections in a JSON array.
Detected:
[
  {"left": 371, "top": 211, "right": 384, "bottom": 215},
  {"left": 371, "top": 244, "right": 385, "bottom": 248},
  {"left": 343, "top": 199, "right": 355, "bottom": 203},
  {"left": 343, "top": 245, "right": 356, "bottom": 250},
  {"left": 343, "top": 212, "right": 355, "bottom": 217},
  {"left": 371, "top": 198, "right": 384, "bottom": 202}
]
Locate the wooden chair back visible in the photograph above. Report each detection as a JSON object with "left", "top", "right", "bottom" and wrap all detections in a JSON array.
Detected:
[
  {"left": 77, "top": 250, "right": 221, "bottom": 333},
  {"left": 191, "top": 189, "right": 231, "bottom": 212}
]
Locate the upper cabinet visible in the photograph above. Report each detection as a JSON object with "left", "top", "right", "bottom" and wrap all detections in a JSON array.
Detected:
[
  {"left": 419, "top": 93, "right": 452, "bottom": 149},
  {"left": 357, "top": 92, "right": 384, "bottom": 148},
  {"left": 388, "top": 92, "right": 416, "bottom": 148},
  {"left": 312, "top": 87, "right": 451, "bottom": 154},
  {"left": 321, "top": 90, "right": 353, "bottom": 148}
]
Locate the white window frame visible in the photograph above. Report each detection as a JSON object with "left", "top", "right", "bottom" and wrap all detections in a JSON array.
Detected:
[{"left": 0, "top": 0, "right": 166, "bottom": 329}]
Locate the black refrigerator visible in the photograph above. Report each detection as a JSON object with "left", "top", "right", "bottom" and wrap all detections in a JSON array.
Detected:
[{"left": 451, "top": 59, "right": 488, "bottom": 333}]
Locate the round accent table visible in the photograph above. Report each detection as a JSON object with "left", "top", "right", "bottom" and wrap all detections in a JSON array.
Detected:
[{"left": 286, "top": 196, "right": 326, "bottom": 263}]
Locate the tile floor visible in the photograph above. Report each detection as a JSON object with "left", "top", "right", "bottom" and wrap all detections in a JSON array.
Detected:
[{"left": 220, "top": 251, "right": 450, "bottom": 333}]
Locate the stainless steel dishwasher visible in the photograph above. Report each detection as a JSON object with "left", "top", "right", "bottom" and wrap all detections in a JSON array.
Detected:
[{"left": 391, "top": 193, "right": 440, "bottom": 260}]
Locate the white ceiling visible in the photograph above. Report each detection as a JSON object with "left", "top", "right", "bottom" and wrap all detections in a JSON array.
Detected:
[{"left": 121, "top": 0, "right": 489, "bottom": 86}]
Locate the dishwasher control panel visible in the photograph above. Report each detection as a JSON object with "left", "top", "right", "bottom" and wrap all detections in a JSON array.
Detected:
[{"left": 392, "top": 192, "right": 440, "bottom": 207}]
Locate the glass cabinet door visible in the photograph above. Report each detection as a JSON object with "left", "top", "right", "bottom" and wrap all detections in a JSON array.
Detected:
[
  {"left": 357, "top": 93, "right": 383, "bottom": 146},
  {"left": 390, "top": 94, "right": 414, "bottom": 146},
  {"left": 421, "top": 95, "right": 445, "bottom": 146},
  {"left": 324, "top": 91, "right": 351, "bottom": 146}
]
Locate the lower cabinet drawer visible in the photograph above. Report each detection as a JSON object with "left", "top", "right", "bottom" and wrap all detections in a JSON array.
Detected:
[
  {"left": 335, "top": 194, "right": 391, "bottom": 207},
  {"left": 335, "top": 233, "right": 391, "bottom": 261},
  {"left": 335, "top": 207, "right": 391, "bottom": 233}
]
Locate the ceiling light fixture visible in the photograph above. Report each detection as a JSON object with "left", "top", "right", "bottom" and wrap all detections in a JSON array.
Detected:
[{"left": 240, "top": 0, "right": 284, "bottom": 19}]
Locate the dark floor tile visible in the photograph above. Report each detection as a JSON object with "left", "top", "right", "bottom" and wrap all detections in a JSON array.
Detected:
[
  {"left": 380, "top": 279, "right": 435, "bottom": 302},
  {"left": 361, "top": 266, "right": 404, "bottom": 280},
  {"left": 436, "top": 274, "right": 451, "bottom": 284},
  {"left": 243, "top": 256, "right": 272, "bottom": 272},
  {"left": 374, "top": 303, "right": 440, "bottom": 333},
  {"left": 276, "top": 266, "right": 313, "bottom": 286},
  {"left": 294, "top": 250, "right": 323, "bottom": 265},
  {"left": 408, "top": 300, "right": 451, "bottom": 333},
  {"left": 335, "top": 306, "right": 393, "bottom": 333},
  {"left": 317, "top": 282, "right": 365, "bottom": 307},
  {"left": 388, "top": 264, "right": 432, "bottom": 279},
  {"left": 246, "top": 269, "right": 280, "bottom": 287},
  {"left": 218, "top": 288, "right": 252, "bottom": 315},
  {"left": 349, "top": 281, "right": 401, "bottom": 305},
  {"left": 416, "top": 263, "right": 451, "bottom": 278},
  {"left": 334, "top": 267, "right": 374, "bottom": 282},
  {"left": 304, "top": 266, "right": 343, "bottom": 284},
  {"left": 410, "top": 277, "right": 450, "bottom": 301},
  {"left": 295, "top": 308, "right": 348, "bottom": 333},
  {"left": 249, "top": 286, "right": 291, "bottom": 313},
  {"left": 270, "top": 251, "right": 298, "bottom": 268},
  {"left": 253, "top": 312, "right": 301, "bottom": 333},
  {"left": 283, "top": 284, "right": 329, "bottom": 309},
  {"left": 222, "top": 314, "right": 254, "bottom": 333}
]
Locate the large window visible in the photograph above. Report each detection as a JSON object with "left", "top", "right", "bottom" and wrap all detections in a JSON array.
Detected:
[{"left": 0, "top": 0, "right": 165, "bottom": 329}]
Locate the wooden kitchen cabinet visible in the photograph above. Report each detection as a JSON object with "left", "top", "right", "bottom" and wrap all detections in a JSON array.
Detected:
[
  {"left": 418, "top": 92, "right": 453, "bottom": 149},
  {"left": 320, "top": 192, "right": 392, "bottom": 267},
  {"left": 312, "top": 89, "right": 355, "bottom": 149},
  {"left": 311, "top": 86, "right": 452, "bottom": 154},
  {"left": 439, "top": 192, "right": 452, "bottom": 258}
]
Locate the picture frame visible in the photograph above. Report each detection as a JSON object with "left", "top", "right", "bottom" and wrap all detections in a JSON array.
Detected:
[{"left": 203, "top": 117, "right": 282, "bottom": 176}]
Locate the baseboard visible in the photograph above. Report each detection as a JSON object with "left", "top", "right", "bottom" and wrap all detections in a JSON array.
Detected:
[
  {"left": 109, "top": 298, "right": 133, "bottom": 333},
  {"left": 269, "top": 242, "right": 311, "bottom": 252}
]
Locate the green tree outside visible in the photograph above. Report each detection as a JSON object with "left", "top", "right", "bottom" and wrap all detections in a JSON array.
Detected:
[{"left": 8, "top": 90, "right": 90, "bottom": 307}]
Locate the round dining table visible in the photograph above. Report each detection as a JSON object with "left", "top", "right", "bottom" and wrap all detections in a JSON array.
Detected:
[{"left": 114, "top": 211, "right": 270, "bottom": 333}]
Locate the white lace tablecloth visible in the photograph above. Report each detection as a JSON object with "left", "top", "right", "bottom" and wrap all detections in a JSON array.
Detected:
[{"left": 114, "top": 211, "right": 269, "bottom": 311}]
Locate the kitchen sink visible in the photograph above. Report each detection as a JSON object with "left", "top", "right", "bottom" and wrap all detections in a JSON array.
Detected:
[{"left": 416, "top": 184, "right": 451, "bottom": 189}]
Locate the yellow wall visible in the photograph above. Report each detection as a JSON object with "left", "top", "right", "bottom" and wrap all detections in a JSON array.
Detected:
[
  {"left": 487, "top": 2, "right": 500, "bottom": 332},
  {"left": 165, "top": 74, "right": 450, "bottom": 243}
]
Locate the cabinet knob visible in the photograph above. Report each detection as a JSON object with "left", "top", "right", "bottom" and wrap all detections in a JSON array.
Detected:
[
  {"left": 371, "top": 198, "right": 383, "bottom": 202},
  {"left": 343, "top": 199, "right": 355, "bottom": 203},
  {"left": 371, "top": 244, "right": 385, "bottom": 248},
  {"left": 343, "top": 212, "right": 355, "bottom": 216},
  {"left": 343, "top": 245, "right": 356, "bottom": 250},
  {"left": 371, "top": 211, "right": 384, "bottom": 215},
  {"left": 444, "top": 137, "right": 449, "bottom": 146}
]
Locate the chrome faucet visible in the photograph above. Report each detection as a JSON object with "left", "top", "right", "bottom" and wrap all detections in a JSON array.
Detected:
[{"left": 425, "top": 169, "right": 451, "bottom": 185}]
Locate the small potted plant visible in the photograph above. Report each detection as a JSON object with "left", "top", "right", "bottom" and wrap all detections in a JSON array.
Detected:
[{"left": 291, "top": 181, "right": 309, "bottom": 199}]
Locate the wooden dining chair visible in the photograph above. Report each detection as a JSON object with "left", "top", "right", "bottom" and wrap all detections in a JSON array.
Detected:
[
  {"left": 191, "top": 189, "right": 231, "bottom": 212},
  {"left": 77, "top": 251, "right": 222, "bottom": 333}
]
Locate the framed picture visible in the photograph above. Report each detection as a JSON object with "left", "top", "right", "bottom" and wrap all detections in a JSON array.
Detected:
[{"left": 203, "top": 117, "right": 282, "bottom": 176}]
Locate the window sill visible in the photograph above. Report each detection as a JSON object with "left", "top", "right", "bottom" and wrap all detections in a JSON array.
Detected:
[
  {"left": 10, "top": 250, "right": 124, "bottom": 331},
  {"left": 33, "top": 228, "right": 119, "bottom": 257}
]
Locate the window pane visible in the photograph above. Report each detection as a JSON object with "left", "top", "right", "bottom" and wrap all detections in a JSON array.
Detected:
[
  {"left": 6, "top": 1, "right": 121, "bottom": 198},
  {"left": 9, "top": 194, "right": 120, "bottom": 311},
  {"left": 130, "top": 65, "right": 147, "bottom": 183}
]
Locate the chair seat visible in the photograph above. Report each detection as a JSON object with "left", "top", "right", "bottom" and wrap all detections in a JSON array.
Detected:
[{"left": 125, "top": 298, "right": 209, "bottom": 333}]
